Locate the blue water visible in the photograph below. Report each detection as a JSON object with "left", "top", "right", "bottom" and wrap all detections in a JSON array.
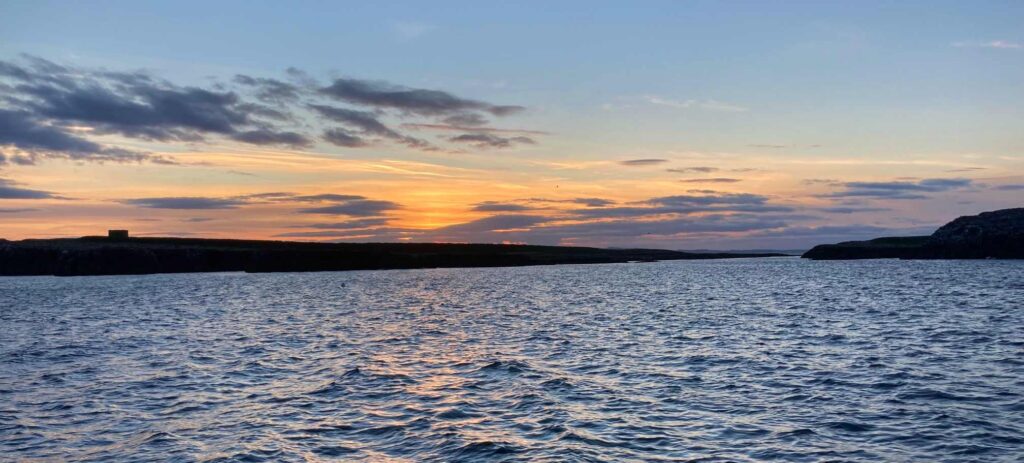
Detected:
[{"left": 1, "top": 258, "right": 1022, "bottom": 462}]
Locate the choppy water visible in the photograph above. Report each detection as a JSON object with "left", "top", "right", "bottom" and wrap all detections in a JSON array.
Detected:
[{"left": 1, "top": 258, "right": 1023, "bottom": 462}]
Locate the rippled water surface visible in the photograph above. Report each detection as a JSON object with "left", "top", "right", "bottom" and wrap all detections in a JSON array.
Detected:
[{"left": 2, "top": 258, "right": 1023, "bottom": 462}]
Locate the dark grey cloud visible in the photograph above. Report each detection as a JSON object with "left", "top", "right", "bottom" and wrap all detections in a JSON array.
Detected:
[
  {"left": 443, "top": 112, "right": 488, "bottom": 126},
  {"left": 434, "top": 214, "right": 549, "bottom": 234},
  {"left": 233, "top": 74, "right": 300, "bottom": 103},
  {"left": 0, "top": 109, "right": 158, "bottom": 164},
  {"left": 298, "top": 199, "right": 400, "bottom": 216},
  {"left": 230, "top": 130, "right": 311, "bottom": 148},
  {"left": 647, "top": 193, "right": 771, "bottom": 207},
  {"left": 802, "top": 178, "right": 841, "bottom": 186},
  {"left": 322, "top": 128, "right": 369, "bottom": 147},
  {"left": 946, "top": 167, "right": 986, "bottom": 173},
  {"left": 0, "top": 207, "right": 38, "bottom": 213},
  {"left": 994, "top": 184, "right": 1024, "bottom": 191},
  {"left": 2, "top": 55, "right": 533, "bottom": 161},
  {"left": 301, "top": 217, "right": 392, "bottom": 229},
  {"left": 310, "top": 104, "right": 432, "bottom": 149},
  {"left": 320, "top": 78, "right": 524, "bottom": 117},
  {"left": 448, "top": 133, "right": 536, "bottom": 149},
  {"left": 667, "top": 166, "right": 718, "bottom": 174},
  {"left": 183, "top": 217, "right": 214, "bottom": 222},
  {"left": 0, "top": 55, "right": 305, "bottom": 158},
  {"left": 402, "top": 123, "right": 548, "bottom": 135},
  {"left": 571, "top": 197, "right": 616, "bottom": 207},
  {"left": 122, "top": 197, "right": 247, "bottom": 209},
  {"left": 274, "top": 230, "right": 376, "bottom": 238},
  {"left": 522, "top": 197, "right": 617, "bottom": 207},
  {"left": 819, "top": 206, "right": 891, "bottom": 214},
  {"left": 679, "top": 178, "right": 742, "bottom": 183},
  {"left": 471, "top": 201, "right": 533, "bottom": 212},
  {"left": 568, "top": 193, "right": 792, "bottom": 219},
  {"left": 423, "top": 212, "right": 790, "bottom": 245},
  {"left": 290, "top": 194, "right": 367, "bottom": 202},
  {"left": 824, "top": 178, "right": 973, "bottom": 200},
  {"left": 619, "top": 159, "right": 668, "bottom": 166},
  {"left": 0, "top": 178, "right": 57, "bottom": 199}
]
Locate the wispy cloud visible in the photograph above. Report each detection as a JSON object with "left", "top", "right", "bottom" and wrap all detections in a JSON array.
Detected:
[
  {"left": 0, "top": 178, "right": 59, "bottom": 199},
  {"left": 643, "top": 96, "right": 748, "bottom": 112},
  {"left": 619, "top": 158, "right": 668, "bottom": 166},
  {"left": 679, "top": 178, "right": 742, "bottom": 183},
  {"left": 823, "top": 178, "right": 974, "bottom": 200},
  {"left": 667, "top": 166, "right": 718, "bottom": 174},
  {"left": 389, "top": 20, "right": 436, "bottom": 41},
  {"left": 952, "top": 40, "right": 1022, "bottom": 49}
]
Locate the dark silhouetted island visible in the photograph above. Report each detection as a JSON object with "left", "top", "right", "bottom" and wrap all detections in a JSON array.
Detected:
[
  {"left": 0, "top": 235, "right": 786, "bottom": 277},
  {"left": 803, "top": 208, "right": 1024, "bottom": 260}
]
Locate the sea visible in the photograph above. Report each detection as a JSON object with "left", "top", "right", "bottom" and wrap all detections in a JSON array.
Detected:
[{"left": 1, "top": 258, "right": 1022, "bottom": 462}]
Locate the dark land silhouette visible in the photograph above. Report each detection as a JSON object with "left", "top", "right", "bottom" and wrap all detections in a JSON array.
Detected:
[
  {"left": 0, "top": 235, "right": 786, "bottom": 277},
  {"left": 803, "top": 208, "right": 1024, "bottom": 260}
]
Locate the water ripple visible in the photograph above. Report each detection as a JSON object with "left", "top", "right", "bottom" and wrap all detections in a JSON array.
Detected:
[{"left": 1, "top": 258, "right": 1023, "bottom": 461}]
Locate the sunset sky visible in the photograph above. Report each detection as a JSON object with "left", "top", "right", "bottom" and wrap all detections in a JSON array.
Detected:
[{"left": 1, "top": 1, "right": 1022, "bottom": 249}]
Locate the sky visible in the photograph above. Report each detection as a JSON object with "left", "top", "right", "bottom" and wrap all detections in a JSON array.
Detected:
[{"left": 1, "top": 1, "right": 1022, "bottom": 250}]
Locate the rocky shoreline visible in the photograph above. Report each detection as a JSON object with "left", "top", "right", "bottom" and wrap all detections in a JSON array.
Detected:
[{"left": 803, "top": 208, "right": 1024, "bottom": 260}]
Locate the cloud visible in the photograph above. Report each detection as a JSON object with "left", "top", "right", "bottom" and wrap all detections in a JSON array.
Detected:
[
  {"left": 643, "top": 96, "right": 748, "bottom": 112},
  {"left": 824, "top": 178, "right": 973, "bottom": 200},
  {"left": 300, "top": 217, "right": 393, "bottom": 229},
  {"left": 448, "top": 133, "right": 536, "bottom": 149},
  {"left": 310, "top": 104, "right": 432, "bottom": 149},
  {"left": 619, "top": 158, "right": 668, "bottom": 166},
  {"left": 994, "top": 184, "right": 1024, "bottom": 191},
  {"left": 230, "top": 129, "right": 311, "bottom": 148},
  {"left": 233, "top": 74, "right": 300, "bottom": 103},
  {"left": 0, "top": 178, "right": 58, "bottom": 199},
  {"left": 290, "top": 194, "right": 368, "bottom": 202},
  {"left": 946, "top": 167, "right": 986, "bottom": 173},
  {"left": 423, "top": 212, "right": 790, "bottom": 245},
  {"left": 569, "top": 193, "right": 793, "bottom": 219},
  {"left": 320, "top": 77, "right": 524, "bottom": 117},
  {"left": 0, "top": 109, "right": 160, "bottom": 164},
  {"left": 523, "top": 197, "right": 616, "bottom": 207},
  {"left": 122, "top": 197, "right": 247, "bottom": 209},
  {"left": 679, "top": 178, "right": 742, "bottom": 183},
  {"left": 953, "top": 40, "right": 1022, "bottom": 49},
  {"left": 322, "top": 128, "right": 369, "bottom": 147},
  {"left": 471, "top": 201, "right": 533, "bottom": 212},
  {"left": 667, "top": 166, "right": 718, "bottom": 174},
  {"left": 433, "top": 214, "right": 549, "bottom": 234},
  {"left": 1, "top": 54, "right": 533, "bottom": 161},
  {"left": 571, "top": 198, "right": 615, "bottom": 207},
  {"left": 442, "top": 113, "right": 488, "bottom": 126},
  {"left": 802, "top": 178, "right": 841, "bottom": 186},
  {"left": 402, "top": 123, "right": 548, "bottom": 135},
  {"left": 0, "top": 207, "right": 38, "bottom": 213},
  {"left": 819, "top": 206, "right": 891, "bottom": 214},
  {"left": 390, "top": 20, "right": 436, "bottom": 40},
  {"left": 298, "top": 199, "right": 400, "bottom": 216}
]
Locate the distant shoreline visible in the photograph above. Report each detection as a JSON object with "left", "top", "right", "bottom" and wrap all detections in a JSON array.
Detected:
[
  {"left": 0, "top": 236, "right": 787, "bottom": 277},
  {"left": 803, "top": 208, "right": 1023, "bottom": 260}
]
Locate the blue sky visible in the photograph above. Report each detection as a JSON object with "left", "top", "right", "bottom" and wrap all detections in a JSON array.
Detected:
[{"left": 1, "top": 1, "right": 1021, "bottom": 248}]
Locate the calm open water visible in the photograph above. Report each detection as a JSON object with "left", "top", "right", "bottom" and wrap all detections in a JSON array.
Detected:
[{"left": 1, "top": 258, "right": 1022, "bottom": 462}]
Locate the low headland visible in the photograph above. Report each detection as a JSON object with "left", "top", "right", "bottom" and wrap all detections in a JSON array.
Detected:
[
  {"left": 0, "top": 235, "right": 786, "bottom": 277},
  {"left": 803, "top": 207, "right": 1024, "bottom": 260}
]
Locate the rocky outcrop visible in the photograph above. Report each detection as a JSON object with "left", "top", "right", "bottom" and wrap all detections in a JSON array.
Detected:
[
  {"left": 0, "top": 237, "right": 786, "bottom": 277},
  {"left": 803, "top": 208, "right": 1024, "bottom": 260}
]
